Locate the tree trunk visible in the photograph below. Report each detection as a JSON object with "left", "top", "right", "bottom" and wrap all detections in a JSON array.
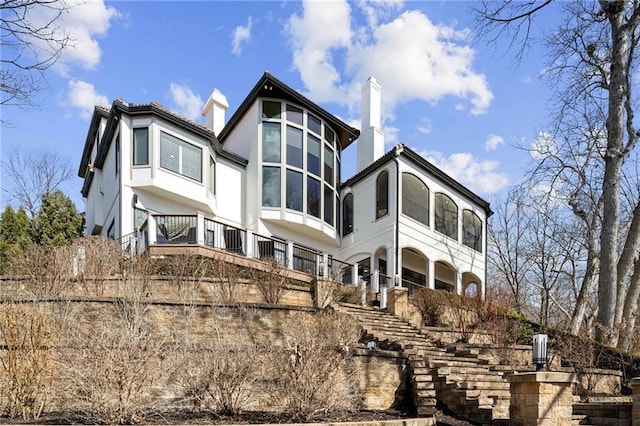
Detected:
[
  {"left": 618, "top": 256, "right": 640, "bottom": 351},
  {"left": 614, "top": 197, "right": 640, "bottom": 325},
  {"left": 596, "top": 6, "right": 628, "bottom": 344},
  {"left": 569, "top": 226, "right": 599, "bottom": 335}
]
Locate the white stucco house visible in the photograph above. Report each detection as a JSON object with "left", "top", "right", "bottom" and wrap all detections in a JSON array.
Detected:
[{"left": 78, "top": 72, "right": 492, "bottom": 300}]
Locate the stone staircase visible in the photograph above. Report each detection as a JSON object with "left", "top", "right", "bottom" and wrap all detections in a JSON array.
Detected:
[{"left": 335, "top": 303, "right": 512, "bottom": 425}]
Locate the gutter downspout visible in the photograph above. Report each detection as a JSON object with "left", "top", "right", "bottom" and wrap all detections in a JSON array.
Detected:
[{"left": 393, "top": 144, "right": 403, "bottom": 284}]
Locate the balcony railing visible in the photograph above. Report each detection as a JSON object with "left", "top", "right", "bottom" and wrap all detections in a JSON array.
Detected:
[{"left": 124, "top": 213, "right": 356, "bottom": 284}]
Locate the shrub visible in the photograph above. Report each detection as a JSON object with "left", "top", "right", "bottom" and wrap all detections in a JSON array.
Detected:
[
  {"left": 58, "top": 280, "right": 167, "bottom": 424},
  {"left": 250, "top": 257, "right": 290, "bottom": 304},
  {"left": 266, "top": 311, "right": 361, "bottom": 420},
  {"left": 10, "top": 244, "right": 75, "bottom": 298},
  {"left": 0, "top": 303, "right": 55, "bottom": 420},
  {"left": 411, "top": 288, "right": 448, "bottom": 326}
]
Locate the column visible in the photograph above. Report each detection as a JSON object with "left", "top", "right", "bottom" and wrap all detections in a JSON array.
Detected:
[
  {"left": 196, "top": 212, "right": 205, "bottom": 245},
  {"left": 427, "top": 259, "right": 435, "bottom": 290},
  {"left": 455, "top": 270, "right": 462, "bottom": 295}
]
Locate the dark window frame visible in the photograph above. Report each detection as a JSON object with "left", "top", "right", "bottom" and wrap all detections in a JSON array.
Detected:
[
  {"left": 376, "top": 170, "right": 389, "bottom": 219},
  {"left": 435, "top": 193, "right": 458, "bottom": 240},
  {"left": 401, "top": 173, "right": 429, "bottom": 226}
]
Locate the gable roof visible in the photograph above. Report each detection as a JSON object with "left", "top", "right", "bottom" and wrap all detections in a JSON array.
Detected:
[
  {"left": 217, "top": 72, "right": 360, "bottom": 150},
  {"left": 342, "top": 144, "right": 493, "bottom": 216}
]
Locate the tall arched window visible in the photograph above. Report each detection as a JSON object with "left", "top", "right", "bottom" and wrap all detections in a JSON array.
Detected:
[
  {"left": 402, "top": 173, "right": 429, "bottom": 226},
  {"left": 342, "top": 193, "right": 354, "bottom": 236},
  {"left": 376, "top": 170, "right": 389, "bottom": 219},
  {"left": 463, "top": 209, "right": 482, "bottom": 252},
  {"left": 435, "top": 193, "right": 458, "bottom": 240}
]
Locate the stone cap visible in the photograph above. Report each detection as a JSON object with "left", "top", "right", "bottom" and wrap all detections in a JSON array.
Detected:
[{"left": 509, "top": 371, "right": 577, "bottom": 384}]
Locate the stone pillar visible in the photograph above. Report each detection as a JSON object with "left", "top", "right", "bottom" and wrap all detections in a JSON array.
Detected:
[
  {"left": 509, "top": 372, "right": 576, "bottom": 426},
  {"left": 387, "top": 286, "right": 409, "bottom": 320},
  {"left": 313, "top": 278, "right": 334, "bottom": 309},
  {"left": 631, "top": 377, "right": 640, "bottom": 426}
]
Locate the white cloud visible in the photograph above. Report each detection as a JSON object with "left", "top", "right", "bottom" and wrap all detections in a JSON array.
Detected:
[
  {"left": 285, "top": 0, "right": 353, "bottom": 103},
  {"left": 169, "top": 82, "right": 203, "bottom": 121},
  {"left": 417, "top": 149, "right": 509, "bottom": 194},
  {"left": 64, "top": 80, "right": 109, "bottom": 119},
  {"left": 530, "top": 131, "right": 558, "bottom": 160},
  {"left": 232, "top": 16, "right": 253, "bottom": 56},
  {"left": 485, "top": 134, "right": 504, "bottom": 151},
  {"left": 417, "top": 118, "right": 432, "bottom": 135},
  {"left": 26, "top": 0, "right": 118, "bottom": 74},
  {"left": 285, "top": 2, "right": 493, "bottom": 116},
  {"left": 356, "top": 0, "right": 404, "bottom": 28}
]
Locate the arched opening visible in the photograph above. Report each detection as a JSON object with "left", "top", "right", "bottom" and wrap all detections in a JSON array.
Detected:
[
  {"left": 434, "top": 261, "right": 456, "bottom": 293},
  {"left": 376, "top": 170, "right": 389, "bottom": 219},
  {"left": 342, "top": 192, "right": 353, "bottom": 236},
  {"left": 462, "top": 272, "right": 483, "bottom": 300},
  {"left": 402, "top": 173, "right": 429, "bottom": 226},
  {"left": 462, "top": 209, "right": 482, "bottom": 252},
  {"left": 401, "top": 247, "right": 428, "bottom": 295},
  {"left": 435, "top": 193, "right": 458, "bottom": 240}
]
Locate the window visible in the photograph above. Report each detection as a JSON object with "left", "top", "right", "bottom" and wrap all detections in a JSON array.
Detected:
[
  {"left": 286, "top": 125, "right": 303, "bottom": 168},
  {"left": 209, "top": 156, "right": 216, "bottom": 195},
  {"left": 324, "top": 144, "right": 333, "bottom": 185},
  {"left": 262, "top": 122, "right": 281, "bottom": 162},
  {"left": 402, "top": 173, "right": 429, "bottom": 226},
  {"left": 133, "top": 128, "right": 149, "bottom": 165},
  {"left": 324, "top": 184, "right": 334, "bottom": 226},
  {"left": 342, "top": 193, "right": 354, "bottom": 236},
  {"left": 463, "top": 209, "right": 482, "bottom": 252},
  {"left": 260, "top": 100, "right": 341, "bottom": 228},
  {"left": 435, "top": 193, "right": 458, "bottom": 239},
  {"left": 307, "top": 134, "right": 321, "bottom": 176},
  {"left": 286, "top": 169, "right": 303, "bottom": 211},
  {"left": 263, "top": 101, "right": 281, "bottom": 119},
  {"left": 262, "top": 166, "right": 281, "bottom": 207},
  {"left": 376, "top": 171, "right": 389, "bottom": 219},
  {"left": 307, "top": 177, "right": 321, "bottom": 218},
  {"left": 160, "top": 132, "right": 202, "bottom": 182},
  {"left": 286, "top": 104, "right": 303, "bottom": 125},
  {"left": 308, "top": 114, "right": 321, "bottom": 135}
]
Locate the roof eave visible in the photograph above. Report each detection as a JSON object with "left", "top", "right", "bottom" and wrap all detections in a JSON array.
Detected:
[{"left": 217, "top": 72, "right": 360, "bottom": 150}]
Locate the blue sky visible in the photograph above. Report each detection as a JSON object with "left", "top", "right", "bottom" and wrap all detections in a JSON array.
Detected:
[{"left": 1, "top": 0, "right": 559, "bottom": 211}]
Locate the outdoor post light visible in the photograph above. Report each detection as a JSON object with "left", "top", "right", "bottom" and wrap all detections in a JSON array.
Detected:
[{"left": 532, "top": 333, "right": 548, "bottom": 372}]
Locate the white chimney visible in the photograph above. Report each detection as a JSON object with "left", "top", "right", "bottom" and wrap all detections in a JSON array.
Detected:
[
  {"left": 357, "top": 77, "right": 385, "bottom": 173},
  {"left": 201, "top": 89, "right": 229, "bottom": 136}
]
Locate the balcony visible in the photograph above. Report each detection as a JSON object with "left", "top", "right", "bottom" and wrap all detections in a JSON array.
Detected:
[{"left": 119, "top": 214, "right": 356, "bottom": 284}]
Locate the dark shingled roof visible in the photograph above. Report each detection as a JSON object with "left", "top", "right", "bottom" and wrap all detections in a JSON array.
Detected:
[
  {"left": 78, "top": 100, "right": 248, "bottom": 197},
  {"left": 342, "top": 144, "right": 493, "bottom": 216},
  {"left": 217, "top": 71, "right": 360, "bottom": 150}
]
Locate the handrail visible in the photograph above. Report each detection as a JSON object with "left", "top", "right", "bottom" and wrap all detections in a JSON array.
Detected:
[{"left": 130, "top": 213, "right": 355, "bottom": 283}]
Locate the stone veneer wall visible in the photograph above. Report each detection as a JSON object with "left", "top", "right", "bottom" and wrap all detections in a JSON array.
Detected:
[{"left": 353, "top": 348, "right": 408, "bottom": 411}]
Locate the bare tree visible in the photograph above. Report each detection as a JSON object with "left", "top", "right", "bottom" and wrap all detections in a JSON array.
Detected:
[
  {"left": 487, "top": 188, "right": 533, "bottom": 314},
  {"left": 1, "top": 148, "right": 73, "bottom": 218},
  {"left": 476, "top": 1, "right": 640, "bottom": 347},
  {"left": 1, "top": 0, "right": 71, "bottom": 111}
]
